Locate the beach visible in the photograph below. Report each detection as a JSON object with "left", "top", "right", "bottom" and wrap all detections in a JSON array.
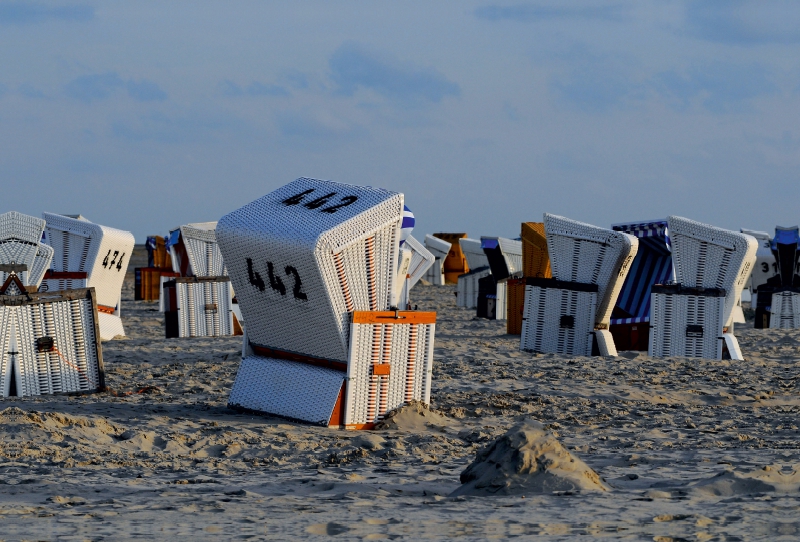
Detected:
[{"left": 0, "top": 248, "right": 798, "bottom": 539}]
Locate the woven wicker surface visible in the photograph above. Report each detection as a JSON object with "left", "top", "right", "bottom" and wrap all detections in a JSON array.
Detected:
[
  {"left": 649, "top": 289, "right": 726, "bottom": 359},
  {"left": 403, "top": 235, "right": 435, "bottom": 290},
  {"left": 769, "top": 291, "right": 800, "bottom": 329},
  {"left": 459, "top": 238, "right": 489, "bottom": 270},
  {"left": 0, "top": 211, "right": 47, "bottom": 287}
]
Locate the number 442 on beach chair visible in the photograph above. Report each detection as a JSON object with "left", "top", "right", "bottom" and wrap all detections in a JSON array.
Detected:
[{"left": 218, "top": 178, "right": 436, "bottom": 428}]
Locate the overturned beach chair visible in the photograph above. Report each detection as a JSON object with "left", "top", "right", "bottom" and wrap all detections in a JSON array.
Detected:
[
  {"left": 521, "top": 214, "right": 638, "bottom": 356},
  {"left": 423, "top": 235, "right": 450, "bottom": 286},
  {"left": 218, "top": 178, "right": 436, "bottom": 428},
  {"left": 752, "top": 226, "right": 800, "bottom": 329},
  {"left": 476, "top": 237, "right": 523, "bottom": 320},
  {"left": 0, "top": 211, "right": 53, "bottom": 290},
  {"left": 649, "top": 217, "right": 756, "bottom": 360},
  {"left": 42, "top": 213, "right": 134, "bottom": 340},
  {"left": 456, "top": 238, "right": 490, "bottom": 309},
  {"left": 608, "top": 220, "right": 674, "bottom": 351},
  {"left": 394, "top": 235, "right": 435, "bottom": 309},
  {"left": 0, "top": 269, "right": 104, "bottom": 398},
  {"left": 433, "top": 233, "right": 469, "bottom": 284}
]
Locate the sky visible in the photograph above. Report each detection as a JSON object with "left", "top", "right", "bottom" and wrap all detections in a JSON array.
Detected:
[{"left": 1, "top": 0, "right": 799, "bottom": 241}]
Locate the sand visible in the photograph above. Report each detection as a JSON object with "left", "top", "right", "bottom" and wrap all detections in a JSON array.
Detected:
[{"left": 1, "top": 250, "right": 799, "bottom": 538}]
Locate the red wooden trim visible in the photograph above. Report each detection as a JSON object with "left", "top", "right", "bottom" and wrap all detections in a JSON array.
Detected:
[
  {"left": 97, "top": 305, "right": 116, "bottom": 314},
  {"left": 250, "top": 344, "right": 347, "bottom": 372},
  {"left": 372, "top": 364, "right": 391, "bottom": 376},
  {"left": 44, "top": 271, "right": 88, "bottom": 279},
  {"left": 352, "top": 311, "right": 436, "bottom": 325}
]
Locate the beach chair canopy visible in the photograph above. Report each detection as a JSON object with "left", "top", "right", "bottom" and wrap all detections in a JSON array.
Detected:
[
  {"left": 771, "top": 226, "right": 800, "bottom": 287},
  {"left": 668, "top": 216, "right": 757, "bottom": 328},
  {"left": 610, "top": 219, "right": 673, "bottom": 325},
  {"left": 459, "top": 238, "right": 489, "bottom": 271},
  {"left": 167, "top": 222, "right": 226, "bottom": 277},
  {"left": 402, "top": 235, "right": 435, "bottom": 289},
  {"left": 480, "top": 237, "right": 523, "bottom": 281},
  {"left": 433, "top": 233, "right": 469, "bottom": 282},
  {"left": 0, "top": 211, "right": 52, "bottom": 288}
]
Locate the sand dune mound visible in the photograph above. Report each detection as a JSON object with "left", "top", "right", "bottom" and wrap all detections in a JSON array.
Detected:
[
  {"left": 691, "top": 466, "right": 800, "bottom": 497},
  {"left": 374, "top": 401, "right": 449, "bottom": 431},
  {"left": 452, "top": 420, "right": 610, "bottom": 496}
]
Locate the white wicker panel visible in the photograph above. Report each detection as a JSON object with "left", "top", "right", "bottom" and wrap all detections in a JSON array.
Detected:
[
  {"left": 460, "top": 238, "right": 489, "bottom": 270},
  {"left": 28, "top": 244, "right": 54, "bottom": 289},
  {"left": 423, "top": 235, "right": 451, "bottom": 259},
  {"left": 520, "top": 284, "right": 597, "bottom": 356},
  {"left": 0, "top": 211, "right": 46, "bottom": 287},
  {"left": 391, "top": 248, "right": 413, "bottom": 308},
  {"left": 403, "top": 235, "right": 435, "bottom": 289},
  {"left": 217, "top": 178, "right": 403, "bottom": 362},
  {"left": 228, "top": 355, "right": 344, "bottom": 425},
  {"left": 457, "top": 267, "right": 491, "bottom": 309},
  {"left": 649, "top": 290, "right": 725, "bottom": 359},
  {"left": 497, "top": 238, "right": 523, "bottom": 275},
  {"left": 344, "top": 320, "right": 436, "bottom": 426},
  {"left": 97, "top": 313, "right": 125, "bottom": 341},
  {"left": 544, "top": 214, "right": 638, "bottom": 326},
  {"left": 424, "top": 257, "right": 446, "bottom": 285},
  {"left": 42, "top": 213, "right": 135, "bottom": 312},
  {"left": 0, "top": 292, "right": 101, "bottom": 398},
  {"left": 179, "top": 222, "right": 227, "bottom": 277},
  {"left": 741, "top": 229, "right": 776, "bottom": 295},
  {"left": 769, "top": 291, "right": 800, "bottom": 329},
  {"left": 39, "top": 277, "right": 88, "bottom": 293},
  {"left": 668, "top": 216, "right": 757, "bottom": 328},
  {"left": 175, "top": 280, "right": 235, "bottom": 337},
  {"left": 494, "top": 279, "right": 508, "bottom": 321}
]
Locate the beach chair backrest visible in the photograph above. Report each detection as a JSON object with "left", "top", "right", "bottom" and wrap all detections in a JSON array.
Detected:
[
  {"left": 217, "top": 178, "right": 403, "bottom": 362},
  {"left": 42, "top": 213, "right": 135, "bottom": 310},
  {"left": 179, "top": 222, "right": 226, "bottom": 277},
  {"left": 480, "top": 237, "right": 523, "bottom": 281},
  {"left": 610, "top": 219, "right": 673, "bottom": 323},
  {"left": 0, "top": 211, "right": 47, "bottom": 287},
  {"left": 521, "top": 222, "right": 551, "bottom": 279},
  {"left": 668, "top": 216, "right": 757, "bottom": 327},
  {"left": 459, "top": 238, "right": 489, "bottom": 271},
  {"left": 544, "top": 213, "right": 638, "bottom": 326},
  {"left": 403, "top": 235, "right": 435, "bottom": 289}
]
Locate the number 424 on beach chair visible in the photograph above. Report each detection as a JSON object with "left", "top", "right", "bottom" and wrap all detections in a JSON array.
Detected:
[{"left": 217, "top": 178, "right": 436, "bottom": 428}]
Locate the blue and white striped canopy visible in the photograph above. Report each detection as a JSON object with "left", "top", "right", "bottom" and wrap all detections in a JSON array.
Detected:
[{"left": 399, "top": 205, "right": 414, "bottom": 246}]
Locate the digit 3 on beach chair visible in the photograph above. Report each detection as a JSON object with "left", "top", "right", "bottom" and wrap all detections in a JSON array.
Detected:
[
  {"left": 520, "top": 214, "right": 639, "bottom": 357},
  {"left": 608, "top": 220, "right": 674, "bottom": 351},
  {"left": 161, "top": 222, "right": 240, "bottom": 338},
  {"left": 218, "top": 178, "right": 436, "bottom": 428},
  {"left": 740, "top": 228, "right": 777, "bottom": 328},
  {"left": 476, "top": 236, "right": 523, "bottom": 320},
  {"left": 649, "top": 216, "right": 757, "bottom": 360},
  {"left": 456, "top": 238, "right": 490, "bottom": 310},
  {"left": 41, "top": 213, "right": 135, "bottom": 340}
]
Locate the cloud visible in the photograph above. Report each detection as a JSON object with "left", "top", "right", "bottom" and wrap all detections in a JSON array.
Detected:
[
  {"left": 653, "top": 61, "right": 778, "bottom": 113},
  {"left": 329, "top": 42, "right": 460, "bottom": 106},
  {"left": 475, "top": 3, "right": 626, "bottom": 22},
  {"left": 126, "top": 79, "right": 168, "bottom": 102},
  {"left": 65, "top": 72, "right": 167, "bottom": 103},
  {"left": 112, "top": 109, "right": 250, "bottom": 144},
  {"left": 220, "top": 79, "right": 289, "bottom": 97},
  {"left": 684, "top": 0, "right": 800, "bottom": 45},
  {"left": 275, "top": 110, "right": 365, "bottom": 148},
  {"left": 550, "top": 50, "right": 643, "bottom": 112},
  {"left": 64, "top": 73, "right": 124, "bottom": 103},
  {"left": 0, "top": 3, "right": 93, "bottom": 25}
]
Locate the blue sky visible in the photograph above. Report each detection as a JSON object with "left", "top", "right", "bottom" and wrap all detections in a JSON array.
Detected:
[{"left": 1, "top": 1, "right": 799, "bottom": 240}]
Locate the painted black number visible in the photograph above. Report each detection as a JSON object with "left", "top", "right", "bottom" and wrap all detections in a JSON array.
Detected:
[
  {"left": 282, "top": 189, "right": 315, "bottom": 206},
  {"left": 102, "top": 250, "right": 111, "bottom": 268},
  {"left": 246, "top": 258, "right": 265, "bottom": 291},
  {"left": 266, "top": 261, "right": 286, "bottom": 295},
  {"left": 303, "top": 192, "right": 337, "bottom": 210},
  {"left": 285, "top": 266, "right": 307, "bottom": 301},
  {"left": 320, "top": 195, "right": 358, "bottom": 214},
  {"left": 762, "top": 262, "right": 769, "bottom": 273},
  {"left": 109, "top": 251, "right": 119, "bottom": 268},
  {"left": 116, "top": 253, "right": 125, "bottom": 271}
]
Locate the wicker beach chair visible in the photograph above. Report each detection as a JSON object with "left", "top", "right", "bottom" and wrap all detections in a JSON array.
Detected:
[
  {"left": 608, "top": 220, "right": 674, "bottom": 351},
  {"left": 456, "top": 238, "right": 490, "bottom": 309},
  {"left": 649, "top": 216, "right": 757, "bottom": 360},
  {"left": 218, "top": 178, "right": 436, "bottom": 428},
  {"left": 520, "top": 214, "right": 639, "bottom": 356},
  {"left": 393, "top": 235, "right": 435, "bottom": 308},
  {"left": 433, "top": 233, "right": 469, "bottom": 283},
  {"left": 41, "top": 213, "right": 134, "bottom": 340},
  {"left": 751, "top": 226, "right": 800, "bottom": 329},
  {"left": 476, "top": 236, "right": 524, "bottom": 320},
  {"left": 0, "top": 273, "right": 104, "bottom": 398},
  {"left": 423, "top": 235, "right": 450, "bottom": 286},
  {"left": 0, "top": 211, "right": 51, "bottom": 289}
]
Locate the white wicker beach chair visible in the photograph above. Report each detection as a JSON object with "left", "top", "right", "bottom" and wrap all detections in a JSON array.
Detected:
[
  {"left": 459, "top": 238, "right": 490, "bottom": 271},
  {"left": 649, "top": 216, "right": 757, "bottom": 360},
  {"left": 423, "top": 235, "right": 450, "bottom": 286},
  {"left": 0, "top": 211, "right": 49, "bottom": 288},
  {"left": 168, "top": 222, "right": 227, "bottom": 278},
  {"left": 42, "top": 213, "right": 135, "bottom": 340},
  {"left": 163, "top": 277, "right": 235, "bottom": 338},
  {"left": 769, "top": 291, "right": 800, "bottom": 329},
  {"left": 520, "top": 214, "right": 639, "bottom": 356},
  {"left": 392, "top": 235, "right": 434, "bottom": 309},
  {"left": 218, "top": 178, "right": 436, "bottom": 428},
  {"left": 481, "top": 237, "right": 523, "bottom": 280},
  {"left": 0, "top": 282, "right": 104, "bottom": 398}
]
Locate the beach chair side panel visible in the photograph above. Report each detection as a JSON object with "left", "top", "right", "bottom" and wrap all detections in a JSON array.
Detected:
[{"left": 520, "top": 280, "right": 597, "bottom": 356}]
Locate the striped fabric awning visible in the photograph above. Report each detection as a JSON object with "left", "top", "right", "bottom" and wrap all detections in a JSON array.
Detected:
[{"left": 610, "top": 220, "right": 674, "bottom": 326}]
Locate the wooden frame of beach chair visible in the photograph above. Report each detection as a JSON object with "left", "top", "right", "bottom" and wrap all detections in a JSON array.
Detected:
[
  {"left": 521, "top": 222, "right": 551, "bottom": 279},
  {"left": 520, "top": 214, "right": 638, "bottom": 357},
  {"left": 0, "top": 280, "right": 104, "bottom": 398},
  {"left": 433, "top": 233, "right": 469, "bottom": 284},
  {"left": 649, "top": 216, "right": 757, "bottom": 360},
  {"left": 42, "top": 213, "right": 135, "bottom": 340},
  {"left": 423, "top": 235, "right": 450, "bottom": 286},
  {"left": 608, "top": 220, "right": 674, "bottom": 351},
  {"left": 163, "top": 276, "right": 237, "bottom": 338},
  {"left": 218, "top": 178, "right": 437, "bottom": 428},
  {"left": 0, "top": 211, "right": 50, "bottom": 289}
]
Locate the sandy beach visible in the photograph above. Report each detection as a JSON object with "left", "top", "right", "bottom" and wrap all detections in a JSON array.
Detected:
[{"left": 0, "top": 247, "right": 798, "bottom": 539}]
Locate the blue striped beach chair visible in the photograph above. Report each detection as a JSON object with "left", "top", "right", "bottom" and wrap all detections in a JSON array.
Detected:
[{"left": 609, "top": 220, "right": 674, "bottom": 351}]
